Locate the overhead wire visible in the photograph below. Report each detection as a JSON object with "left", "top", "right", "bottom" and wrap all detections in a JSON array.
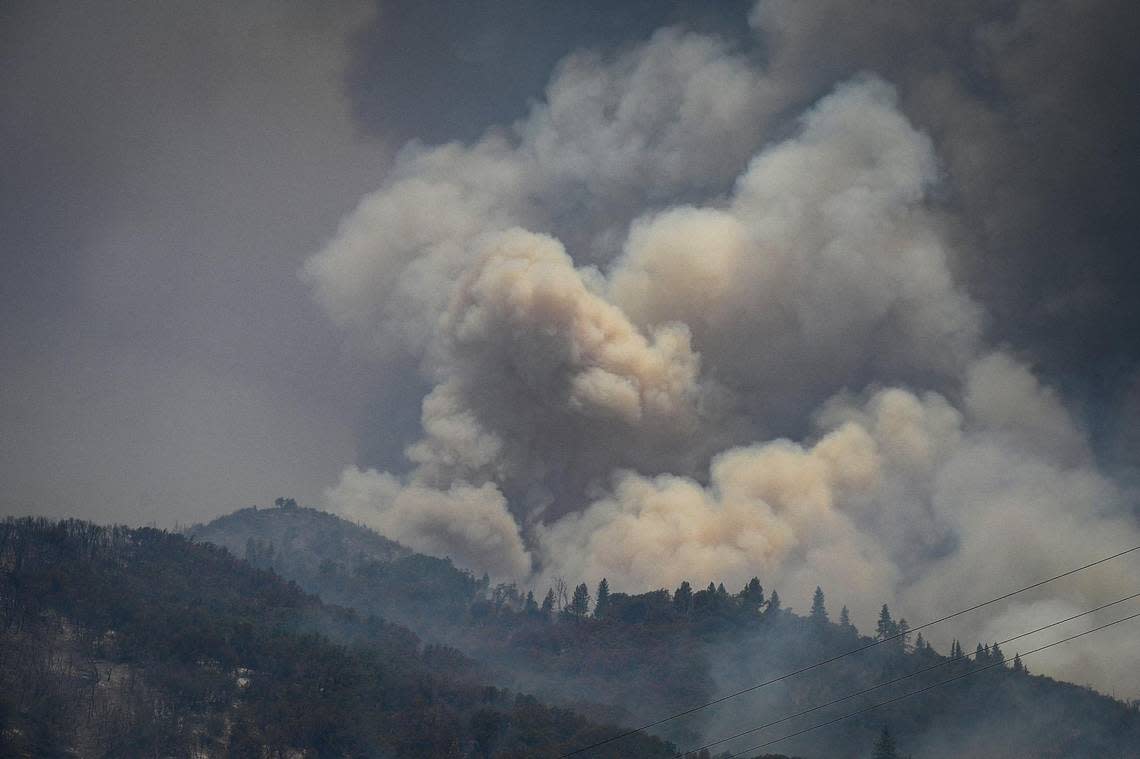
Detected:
[
  {"left": 720, "top": 610, "right": 1140, "bottom": 759},
  {"left": 677, "top": 590, "right": 1140, "bottom": 757},
  {"left": 559, "top": 542, "right": 1140, "bottom": 756}
]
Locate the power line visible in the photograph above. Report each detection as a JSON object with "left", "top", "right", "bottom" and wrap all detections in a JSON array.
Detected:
[
  {"left": 722, "top": 610, "right": 1140, "bottom": 759},
  {"left": 678, "top": 590, "right": 1140, "bottom": 757},
  {"left": 559, "top": 542, "right": 1140, "bottom": 756}
]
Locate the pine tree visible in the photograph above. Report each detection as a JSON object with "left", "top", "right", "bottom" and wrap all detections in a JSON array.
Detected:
[
  {"left": 897, "top": 618, "right": 910, "bottom": 651},
  {"left": 594, "top": 578, "right": 611, "bottom": 618},
  {"left": 674, "top": 581, "right": 693, "bottom": 614},
  {"left": 707, "top": 581, "right": 717, "bottom": 594},
  {"left": 810, "top": 586, "right": 829, "bottom": 624},
  {"left": 569, "top": 583, "right": 590, "bottom": 618},
  {"left": 976, "top": 643, "right": 987, "bottom": 664},
  {"left": 1012, "top": 652, "right": 1024, "bottom": 673},
  {"left": 741, "top": 577, "right": 765, "bottom": 606},
  {"left": 876, "top": 605, "right": 897, "bottom": 641},
  {"left": 914, "top": 632, "right": 925, "bottom": 652},
  {"left": 872, "top": 727, "right": 900, "bottom": 759},
  {"left": 524, "top": 590, "right": 538, "bottom": 614},
  {"left": 839, "top": 605, "right": 852, "bottom": 628},
  {"left": 991, "top": 641, "right": 1005, "bottom": 666},
  {"left": 717, "top": 582, "right": 727, "bottom": 596},
  {"left": 541, "top": 588, "right": 555, "bottom": 618},
  {"left": 767, "top": 590, "right": 781, "bottom": 616}
]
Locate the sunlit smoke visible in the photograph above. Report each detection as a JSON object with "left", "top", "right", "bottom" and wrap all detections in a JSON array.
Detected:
[{"left": 310, "top": 5, "right": 1140, "bottom": 698}]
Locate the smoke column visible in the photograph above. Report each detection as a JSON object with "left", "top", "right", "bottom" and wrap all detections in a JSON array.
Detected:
[{"left": 309, "top": 2, "right": 1140, "bottom": 697}]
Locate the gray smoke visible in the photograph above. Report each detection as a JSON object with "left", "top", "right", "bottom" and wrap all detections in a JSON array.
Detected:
[{"left": 307, "top": 1, "right": 1140, "bottom": 696}]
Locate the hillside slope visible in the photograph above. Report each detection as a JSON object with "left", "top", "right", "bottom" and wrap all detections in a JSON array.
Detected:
[
  {"left": 191, "top": 505, "right": 1140, "bottom": 758},
  {"left": 0, "top": 517, "right": 675, "bottom": 758},
  {"left": 188, "top": 500, "right": 410, "bottom": 574}
]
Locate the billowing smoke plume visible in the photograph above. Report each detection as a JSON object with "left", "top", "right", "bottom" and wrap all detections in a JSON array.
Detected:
[
  {"left": 309, "top": 2, "right": 1140, "bottom": 695},
  {"left": 327, "top": 467, "right": 530, "bottom": 578}
]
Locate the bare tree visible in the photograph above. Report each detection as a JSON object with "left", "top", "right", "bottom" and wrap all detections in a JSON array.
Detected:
[{"left": 553, "top": 577, "right": 569, "bottom": 611}]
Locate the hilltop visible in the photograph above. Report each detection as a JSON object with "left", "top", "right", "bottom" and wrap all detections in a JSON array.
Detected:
[
  {"left": 187, "top": 498, "right": 410, "bottom": 574},
  {"left": 0, "top": 516, "right": 675, "bottom": 758},
  {"left": 191, "top": 503, "right": 1140, "bottom": 758}
]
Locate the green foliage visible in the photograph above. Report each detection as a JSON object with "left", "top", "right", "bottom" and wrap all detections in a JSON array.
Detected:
[
  {"left": 877, "top": 604, "right": 898, "bottom": 641},
  {"left": 0, "top": 517, "right": 675, "bottom": 758},
  {"left": 595, "top": 577, "right": 611, "bottom": 618},
  {"left": 766, "top": 590, "right": 781, "bottom": 615},
  {"left": 524, "top": 590, "right": 539, "bottom": 615},
  {"left": 675, "top": 580, "right": 694, "bottom": 614},
  {"left": 740, "top": 577, "right": 765, "bottom": 606},
  {"left": 872, "top": 726, "right": 899, "bottom": 759},
  {"left": 810, "top": 586, "right": 828, "bottom": 625},
  {"left": 542, "top": 588, "right": 555, "bottom": 618},
  {"left": 184, "top": 506, "right": 1140, "bottom": 759},
  {"left": 567, "top": 583, "right": 591, "bottom": 619}
]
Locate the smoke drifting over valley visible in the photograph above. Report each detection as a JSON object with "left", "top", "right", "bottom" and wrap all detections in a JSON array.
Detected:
[{"left": 311, "top": 2, "right": 1140, "bottom": 696}]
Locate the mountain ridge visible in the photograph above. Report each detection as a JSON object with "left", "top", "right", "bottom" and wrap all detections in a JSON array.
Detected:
[
  {"left": 0, "top": 515, "right": 676, "bottom": 758},
  {"left": 188, "top": 503, "right": 1140, "bottom": 758}
]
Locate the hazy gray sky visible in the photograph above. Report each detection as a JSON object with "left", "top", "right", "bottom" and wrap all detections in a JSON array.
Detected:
[
  {"left": 0, "top": 0, "right": 756, "bottom": 526},
  {"left": 2, "top": 0, "right": 1138, "bottom": 528},
  {"left": 1, "top": 0, "right": 391, "bottom": 524}
]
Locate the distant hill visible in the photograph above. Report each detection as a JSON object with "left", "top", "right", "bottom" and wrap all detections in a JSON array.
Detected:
[
  {"left": 187, "top": 501, "right": 480, "bottom": 636},
  {"left": 0, "top": 516, "right": 676, "bottom": 758},
  {"left": 187, "top": 499, "right": 410, "bottom": 574},
  {"left": 191, "top": 504, "right": 1140, "bottom": 758}
]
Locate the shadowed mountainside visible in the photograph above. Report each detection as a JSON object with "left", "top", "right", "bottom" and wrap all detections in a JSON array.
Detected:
[
  {"left": 190, "top": 504, "right": 1140, "bottom": 758},
  {"left": 0, "top": 516, "right": 676, "bottom": 758}
]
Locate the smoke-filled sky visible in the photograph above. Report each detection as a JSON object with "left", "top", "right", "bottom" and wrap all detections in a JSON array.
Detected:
[{"left": 4, "top": 0, "right": 1140, "bottom": 695}]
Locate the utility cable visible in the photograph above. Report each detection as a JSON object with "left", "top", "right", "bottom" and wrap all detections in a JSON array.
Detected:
[
  {"left": 559, "top": 542, "right": 1140, "bottom": 756},
  {"left": 677, "top": 590, "right": 1140, "bottom": 757},
  {"left": 721, "top": 610, "right": 1140, "bottom": 759}
]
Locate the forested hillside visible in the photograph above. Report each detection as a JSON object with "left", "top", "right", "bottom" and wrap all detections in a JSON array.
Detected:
[
  {"left": 0, "top": 517, "right": 675, "bottom": 758},
  {"left": 191, "top": 504, "right": 1140, "bottom": 758},
  {"left": 189, "top": 499, "right": 410, "bottom": 575}
]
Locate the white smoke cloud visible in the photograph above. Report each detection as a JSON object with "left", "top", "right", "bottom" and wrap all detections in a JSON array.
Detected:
[
  {"left": 303, "top": 28, "right": 785, "bottom": 363},
  {"left": 963, "top": 352, "right": 1091, "bottom": 467},
  {"left": 520, "top": 28, "right": 784, "bottom": 204},
  {"left": 309, "top": 12, "right": 1140, "bottom": 696},
  {"left": 610, "top": 77, "right": 981, "bottom": 428},
  {"left": 325, "top": 466, "right": 531, "bottom": 578},
  {"left": 314, "top": 73, "right": 987, "bottom": 529},
  {"left": 536, "top": 421, "right": 896, "bottom": 613},
  {"left": 303, "top": 139, "right": 526, "bottom": 358},
  {"left": 536, "top": 354, "right": 1140, "bottom": 691},
  {"left": 444, "top": 228, "right": 700, "bottom": 431}
]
